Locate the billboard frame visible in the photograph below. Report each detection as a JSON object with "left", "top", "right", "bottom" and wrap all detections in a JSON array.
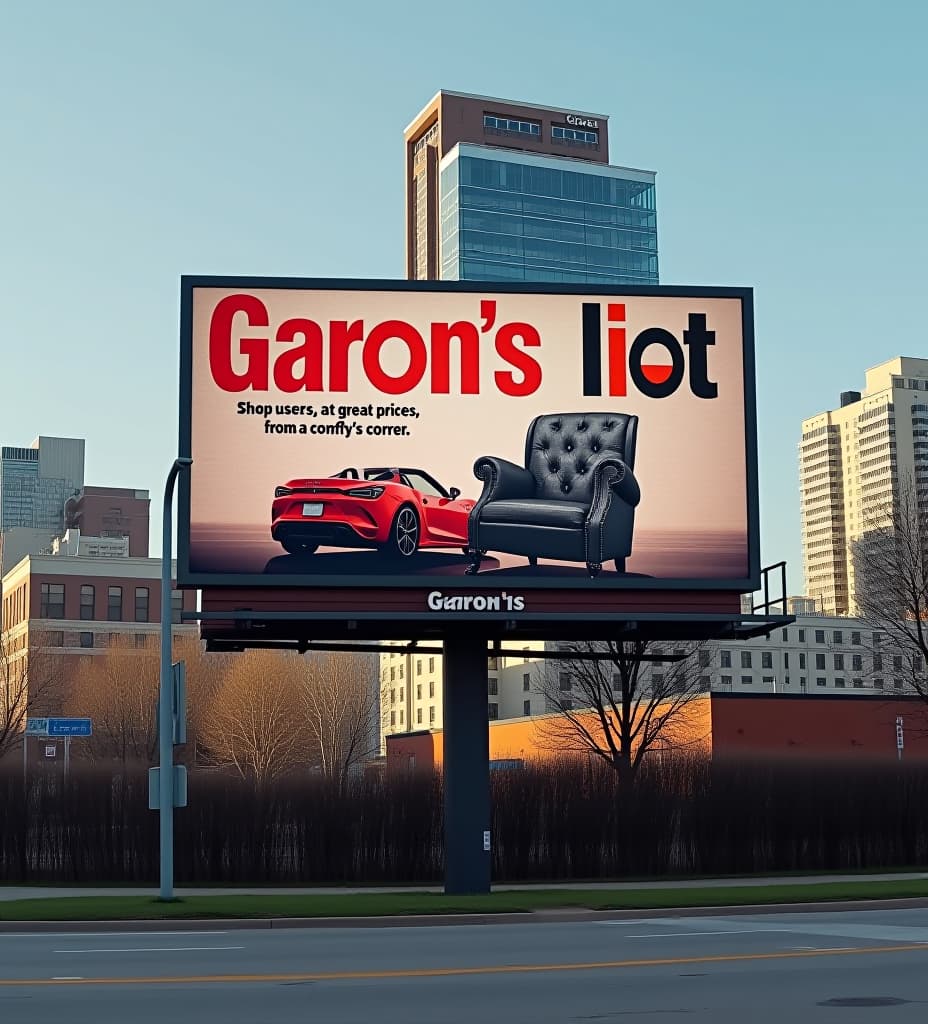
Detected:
[{"left": 178, "top": 276, "right": 759, "bottom": 593}]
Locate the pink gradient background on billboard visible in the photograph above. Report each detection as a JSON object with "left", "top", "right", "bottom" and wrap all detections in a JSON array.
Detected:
[{"left": 188, "top": 287, "right": 750, "bottom": 578}]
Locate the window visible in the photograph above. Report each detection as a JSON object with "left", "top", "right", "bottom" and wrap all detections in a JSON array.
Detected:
[
  {"left": 488, "top": 678, "right": 498, "bottom": 696},
  {"left": 853, "top": 678, "right": 863, "bottom": 688},
  {"left": 523, "top": 700, "right": 531, "bottom": 716},
  {"left": 815, "top": 630, "right": 825, "bottom": 643},
  {"left": 416, "top": 684, "right": 422, "bottom": 699},
  {"left": 834, "top": 653, "right": 844, "bottom": 670},
  {"left": 915, "top": 656, "right": 924, "bottom": 672},
  {"left": 134, "top": 587, "right": 149, "bottom": 623},
  {"left": 429, "top": 680, "right": 435, "bottom": 698},
  {"left": 720, "top": 650, "right": 732, "bottom": 668},
  {"left": 698, "top": 650, "right": 710, "bottom": 667},
  {"left": 399, "top": 687, "right": 404, "bottom": 700},
  {"left": 741, "top": 651, "right": 752, "bottom": 669},
  {"left": 799, "top": 652, "right": 806, "bottom": 669},
  {"left": 171, "top": 590, "right": 184, "bottom": 624},
  {"left": 852, "top": 631, "right": 861, "bottom": 645},
  {"left": 483, "top": 114, "right": 540, "bottom": 136},
  {"left": 488, "top": 656, "right": 499, "bottom": 670},
  {"left": 488, "top": 702, "right": 499, "bottom": 720},
  {"left": 874, "top": 678, "right": 884, "bottom": 689},
  {"left": 741, "top": 675, "right": 752, "bottom": 685},
  {"left": 390, "top": 667, "right": 395, "bottom": 682},
  {"left": 523, "top": 673, "right": 530, "bottom": 692},
  {"left": 835, "top": 677, "right": 846, "bottom": 688},
  {"left": 699, "top": 675, "right": 710, "bottom": 689},
  {"left": 559, "top": 672, "right": 572, "bottom": 691},
  {"left": 894, "top": 679, "right": 904, "bottom": 690},
  {"left": 720, "top": 675, "right": 732, "bottom": 686},
  {"left": 782, "top": 628, "right": 789, "bottom": 641},
  {"left": 833, "top": 630, "right": 843, "bottom": 644},
  {"left": 784, "top": 653, "right": 790, "bottom": 669},
  {"left": 429, "top": 656, "right": 435, "bottom": 672},
  {"left": 852, "top": 654, "right": 863, "bottom": 671},
  {"left": 79, "top": 631, "right": 94, "bottom": 648},
  {"left": 561, "top": 698, "right": 574, "bottom": 711},
  {"left": 390, "top": 711, "right": 396, "bottom": 726},
  {"left": 80, "top": 585, "right": 94, "bottom": 621},
  {"left": 134, "top": 634, "right": 146, "bottom": 648},
  {"left": 399, "top": 710, "right": 404, "bottom": 724},
  {"left": 762, "top": 652, "right": 773, "bottom": 669},
  {"left": 874, "top": 654, "right": 883, "bottom": 671},
  {"left": 48, "top": 630, "right": 63, "bottom": 646},
  {"left": 107, "top": 586, "right": 122, "bottom": 622},
  {"left": 653, "top": 673, "right": 664, "bottom": 685},
  {"left": 429, "top": 706, "right": 436, "bottom": 723},
  {"left": 417, "top": 661, "right": 422, "bottom": 675},
  {"left": 873, "top": 632, "right": 882, "bottom": 646},
  {"left": 816, "top": 653, "right": 826, "bottom": 670},
  {"left": 798, "top": 629, "right": 805, "bottom": 642},
  {"left": 552, "top": 124, "right": 598, "bottom": 144},
  {"left": 40, "top": 583, "right": 65, "bottom": 619},
  {"left": 894, "top": 656, "right": 903, "bottom": 671},
  {"left": 399, "top": 665, "right": 404, "bottom": 678},
  {"left": 762, "top": 676, "right": 774, "bottom": 684},
  {"left": 416, "top": 708, "right": 422, "bottom": 724},
  {"left": 816, "top": 677, "right": 827, "bottom": 686}
]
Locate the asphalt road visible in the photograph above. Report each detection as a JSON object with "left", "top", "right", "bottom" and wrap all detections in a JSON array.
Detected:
[{"left": 2, "top": 908, "right": 928, "bottom": 1023}]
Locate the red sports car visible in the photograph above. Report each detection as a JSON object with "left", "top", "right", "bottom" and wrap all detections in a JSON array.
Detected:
[{"left": 271, "top": 467, "right": 476, "bottom": 558}]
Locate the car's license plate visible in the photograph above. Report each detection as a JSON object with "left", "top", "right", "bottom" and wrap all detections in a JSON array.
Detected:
[{"left": 302, "top": 502, "right": 323, "bottom": 517}]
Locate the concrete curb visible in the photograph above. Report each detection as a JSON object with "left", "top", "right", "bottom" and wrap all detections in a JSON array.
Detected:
[{"left": 2, "top": 896, "right": 928, "bottom": 933}]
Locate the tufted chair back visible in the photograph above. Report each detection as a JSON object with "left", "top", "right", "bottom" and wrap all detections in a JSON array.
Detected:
[{"left": 525, "top": 412, "right": 637, "bottom": 505}]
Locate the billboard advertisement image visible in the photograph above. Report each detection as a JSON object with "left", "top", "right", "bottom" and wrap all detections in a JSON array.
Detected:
[{"left": 179, "top": 278, "right": 758, "bottom": 591}]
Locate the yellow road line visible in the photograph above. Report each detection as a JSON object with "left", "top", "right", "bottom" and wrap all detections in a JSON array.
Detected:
[{"left": 0, "top": 942, "right": 926, "bottom": 987}]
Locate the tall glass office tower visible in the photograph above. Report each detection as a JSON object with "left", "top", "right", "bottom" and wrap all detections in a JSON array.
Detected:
[{"left": 404, "top": 90, "right": 658, "bottom": 285}]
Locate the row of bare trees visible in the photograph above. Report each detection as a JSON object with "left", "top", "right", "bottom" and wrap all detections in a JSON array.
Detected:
[{"left": 0, "top": 634, "right": 378, "bottom": 786}]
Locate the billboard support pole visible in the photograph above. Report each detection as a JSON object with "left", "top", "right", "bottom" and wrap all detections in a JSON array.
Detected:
[
  {"left": 159, "top": 457, "right": 192, "bottom": 901},
  {"left": 442, "top": 637, "right": 491, "bottom": 895}
]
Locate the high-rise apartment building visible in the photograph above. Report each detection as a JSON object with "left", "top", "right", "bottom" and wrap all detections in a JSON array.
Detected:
[
  {"left": 799, "top": 357, "right": 928, "bottom": 615},
  {"left": 404, "top": 91, "right": 658, "bottom": 285}
]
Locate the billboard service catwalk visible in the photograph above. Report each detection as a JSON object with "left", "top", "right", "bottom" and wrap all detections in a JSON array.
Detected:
[{"left": 179, "top": 278, "right": 758, "bottom": 591}]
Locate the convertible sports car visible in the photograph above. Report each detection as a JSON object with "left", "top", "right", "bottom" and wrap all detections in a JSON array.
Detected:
[{"left": 271, "top": 467, "right": 475, "bottom": 558}]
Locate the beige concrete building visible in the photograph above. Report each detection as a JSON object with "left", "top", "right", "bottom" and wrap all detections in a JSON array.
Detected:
[{"left": 799, "top": 357, "right": 928, "bottom": 615}]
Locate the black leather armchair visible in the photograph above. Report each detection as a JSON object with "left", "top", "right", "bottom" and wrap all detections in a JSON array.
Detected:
[{"left": 466, "top": 412, "right": 640, "bottom": 578}]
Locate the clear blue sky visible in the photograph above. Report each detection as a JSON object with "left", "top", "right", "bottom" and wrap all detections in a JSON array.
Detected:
[{"left": 2, "top": 0, "right": 925, "bottom": 594}]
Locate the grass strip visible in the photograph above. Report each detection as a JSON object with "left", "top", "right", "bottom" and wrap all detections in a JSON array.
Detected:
[{"left": 2, "top": 879, "right": 928, "bottom": 921}]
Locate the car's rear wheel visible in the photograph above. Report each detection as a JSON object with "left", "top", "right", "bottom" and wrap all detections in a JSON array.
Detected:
[
  {"left": 281, "top": 540, "right": 318, "bottom": 556},
  {"left": 383, "top": 505, "right": 419, "bottom": 559}
]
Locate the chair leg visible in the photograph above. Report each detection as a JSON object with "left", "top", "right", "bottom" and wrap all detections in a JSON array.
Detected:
[
  {"left": 614, "top": 557, "right": 626, "bottom": 574},
  {"left": 528, "top": 556, "right": 538, "bottom": 567},
  {"left": 587, "top": 562, "right": 602, "bottom": 578},
  {"left": 465, "top": 550, "right": 485, "bottom": 575}
]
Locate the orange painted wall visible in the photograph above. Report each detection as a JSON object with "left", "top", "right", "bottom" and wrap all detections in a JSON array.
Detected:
[{"left": 386, "top": 693, "right": 928, "bottom": 771}]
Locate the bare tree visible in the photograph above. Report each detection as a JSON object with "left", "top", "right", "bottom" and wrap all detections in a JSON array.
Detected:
[
  {"left": 0, "top": 631, "right": 63, "bottom": 761},
  {"left": 68, "top": 639, "right": 160, "bottom": 766},
  {"left": 200, "top": 650, "right": 305, "bottom": 787},
  {"left": 854, "top": 474, "right": 928, "bottom": 701},
  {"left": 533, "top": 639, "right": 709, "bottom": 784},
  {"left": 301, "top": 652, "right": 378, "bottom": 786}
]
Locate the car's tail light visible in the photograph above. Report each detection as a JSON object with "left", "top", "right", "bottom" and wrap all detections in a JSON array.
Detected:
[
  {"left": 274, "top": 486, "right": 292, "bottom": 497},
  {"left": 345, "top": 486, "right": 385, "bottom": 499}
]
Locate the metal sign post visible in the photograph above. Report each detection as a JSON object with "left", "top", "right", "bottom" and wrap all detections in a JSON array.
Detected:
[{"left": 896, "top": 716, "right": 904, "bottom": 761}]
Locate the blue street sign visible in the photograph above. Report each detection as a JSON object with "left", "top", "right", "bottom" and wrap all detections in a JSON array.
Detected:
[
  {"left": 46, "top": 718, "right": 92, "bottom": 737},
  {"left": 25, "top": 718, "right": 49, "bottom": 736}
]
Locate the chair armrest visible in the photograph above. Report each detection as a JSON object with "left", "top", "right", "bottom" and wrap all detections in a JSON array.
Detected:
[
  {"left": 589, "top": 456, "right": 640, "bottom": 509},
  {"left": 472, "top": 457, "right": 536, "bottom": 502}
]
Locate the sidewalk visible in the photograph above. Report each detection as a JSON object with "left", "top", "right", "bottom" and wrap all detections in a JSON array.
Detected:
[{"left": 3, "top": 871, "right": 928, "bottom": 902}]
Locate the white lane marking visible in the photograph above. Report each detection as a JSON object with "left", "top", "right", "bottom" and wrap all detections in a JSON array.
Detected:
[
  {"left": 51, "top": 976, "right": 84, "bottom": 980},
  {"left": 54, "top": 945, "right": 245, "bottom": 954},
  {"left": 626, "top": 929, "right": 792, "bottom": 938}
]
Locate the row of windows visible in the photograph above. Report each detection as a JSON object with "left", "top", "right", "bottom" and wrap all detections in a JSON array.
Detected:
[
  {"left": 483, "top": 114, "right": 541, "bottom": 136},
  {"left": 551, "top": 125, "right": 598, "bottom": 144},
  {"left": 39, "top": 583, "right": 184, "bottom": 623},
  {"left": 720, "top": 675, "right": 910, "bottom": 691},
  {"left": 43, "top": 630, "right": 154, "bottom": 650},
  {"left": 458, "top": 208, "right": 657, "bottom": 249}
]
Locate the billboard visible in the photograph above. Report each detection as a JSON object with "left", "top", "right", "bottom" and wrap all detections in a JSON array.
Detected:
[{"left": 179, "top": 278, "right": 758, "bottom": 593}]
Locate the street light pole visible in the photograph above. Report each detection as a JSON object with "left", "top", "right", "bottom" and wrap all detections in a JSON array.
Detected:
[{"left": 159, "top": 457, "right": 192, "bottom": 901}]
